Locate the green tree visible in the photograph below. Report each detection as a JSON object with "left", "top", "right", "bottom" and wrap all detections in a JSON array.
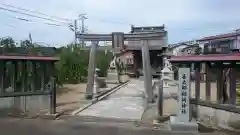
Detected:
[
  {"left": 96, "top": 50, "right": 113, "bottom": 77},
  {"left": 55, "top": 46, "right": 113, "bottom": 84},
  {"left": 0, "top": 37, "right": 15, "bottom": 48},
  {"left": 194, "top": 47, "right": 202, "bottom": 55},
  {"left": 20, "top": 40, "right": 33, "bottom": 48},
  {"left": 55, "top": 46, "right": 89, "bottom": 84},
  {"left": 0, "top": 37, "right": 16, "bottom": 53}
]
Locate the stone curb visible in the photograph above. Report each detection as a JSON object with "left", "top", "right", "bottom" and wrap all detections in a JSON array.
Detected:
[
  {"left": 71, "top": 80, "right": 130, "bottom": 116},
  {"left": 41, "top": 112, "right": 64, "bottom": 120}
]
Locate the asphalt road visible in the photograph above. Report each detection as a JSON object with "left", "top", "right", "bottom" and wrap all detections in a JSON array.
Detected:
[{"left": 0, "top": 117, "right": 236, "bottom": 135}]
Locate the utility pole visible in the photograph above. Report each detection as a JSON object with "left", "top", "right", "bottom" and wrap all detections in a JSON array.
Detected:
[
  {"left": 79, "top": 14, "right": 87, "bottom": 47},
  {"left": 29, "top": 32, "right": 32, "bottom": 44},
  {"left": 74, "top": 19, "right": 78, "bottom": 47}
]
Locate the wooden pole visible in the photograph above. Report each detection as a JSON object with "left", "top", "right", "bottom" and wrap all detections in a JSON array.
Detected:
[
  {"left": 217, "top": 67, "right": 223, "bottom": 103},
  {"left": 157, "top": 80, "right": 163, "bottom": 116},
  {"left": 31, "top": 61, "right": 37, "bottom": 92},
  {"left": 12, "top": 61, "right": 20, "bottom": 110},
  {"left": 41, "top": 62, "right": 46, "bottom": 91},
  {"left": 195, "top": 63, "right": 201, "bottom": 119},
  {"left": 49, "top": 62, "right": 56, "bottom": 114},
  {"left": 0, "top": 61, "right": 5, "bottom": 94},
  {"left": 205, "top": 62, "right": 211, "bottom": 101},
  {"left": 229, "top": 66, "right": 236, "bottom": 105},
  {"left": 195, "top": 63, "right": 200, "bottom": 101},
  {"left": 11, "top": 61, "right": 17, "bottom": 91},
  {"left": 21, "top": 61, "right": 27, "bottom": 92}
]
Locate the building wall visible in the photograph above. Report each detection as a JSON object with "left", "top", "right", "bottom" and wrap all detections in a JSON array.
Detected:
[
  {"left": 128, "top": 26, "right": 168, "bottom": 49},
  {"left": 118, "top": 51, "right": 134, "bottom": 65},
  {"left": 201, "top": 38, "right": 239, "bottom": 54},
  {"left": 232, "top": 35, "right": 240, "bottom": 49},
  {"left": 127, "top": 38, "right": 167, "bottom": 49}
]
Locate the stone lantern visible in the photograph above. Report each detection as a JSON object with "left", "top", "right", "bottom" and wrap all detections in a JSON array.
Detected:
[
  {"left": 161, "top": 58, "right": 174, "bottom": 88},
  {"left": 93, "top": 68, "right": 100, "bottom": 95},
  {"left": 161, "top": 67, "right": 174, "bottom": 88}
]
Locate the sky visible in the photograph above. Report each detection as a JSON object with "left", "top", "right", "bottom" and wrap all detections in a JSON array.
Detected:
[{"left": 0, "top": 0, "right": 240, "bottom": 46}]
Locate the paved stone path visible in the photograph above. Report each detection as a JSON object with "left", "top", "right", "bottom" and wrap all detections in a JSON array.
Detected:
[
  {"left": 75, "top": 80, "right": 220, "bottom": 124},
  {"left": 77, "top": 79, "right": 147, "bottom": 120}
]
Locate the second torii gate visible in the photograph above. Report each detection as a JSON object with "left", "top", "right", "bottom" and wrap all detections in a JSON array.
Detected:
[{"left": 77, "top": 32, "right": 167, "bottom": 102}]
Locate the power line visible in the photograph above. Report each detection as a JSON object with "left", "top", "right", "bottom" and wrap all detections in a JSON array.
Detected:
[
  {"left": 1, "top": 23, "right": 17, "bottom": 29},
  {"left": 0, "top": 3, "right": 133, "bottom": 26},
  {"left": 0, "top": 6, "right": 70, "bottom": 24},
  {"left": 0, "top": 3, "right": 72, "bottom": 22},
  {"left": 0, "top": 3, "right": 133, "bottom": 27},
  {"left": 0, "top": 6, "right": 77, "bottom": 31},
  {"left": 2, "top": 13, "right": 67, "bottom": 27}
]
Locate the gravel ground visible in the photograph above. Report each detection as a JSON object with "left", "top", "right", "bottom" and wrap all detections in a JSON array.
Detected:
[{"left": 56, "top": 83, "right": 118, "bottom": 114}]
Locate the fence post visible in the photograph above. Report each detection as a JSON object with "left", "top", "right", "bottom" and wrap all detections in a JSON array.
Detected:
[
  {"left": 157, "top": 80, "right": 164, "bottom": 117},
  {"left": 50, "top": 77, "right": 56, "bottom": 114}
]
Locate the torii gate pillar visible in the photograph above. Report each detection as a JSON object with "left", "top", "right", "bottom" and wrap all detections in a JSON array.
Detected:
[
  {"left": 85, "top": 41, "right": 98, "bottom": 99},
  {"left": 141, "top": 40, "right": 153, "bottom": 102}
]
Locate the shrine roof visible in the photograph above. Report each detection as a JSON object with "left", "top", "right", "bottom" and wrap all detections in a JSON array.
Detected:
[
  {"left": 0, "top": 47, "right": 59, "bottom": 61},
  {"left": 0, "top": 55, "right": 59, "bottom": 61},
  {"left": 170, "top": 53, "right": 240, "bottom": 62}
]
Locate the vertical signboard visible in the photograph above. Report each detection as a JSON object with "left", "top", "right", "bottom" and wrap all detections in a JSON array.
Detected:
[{"left": 178, "top": 68, "right": 190, "bottom": 122}]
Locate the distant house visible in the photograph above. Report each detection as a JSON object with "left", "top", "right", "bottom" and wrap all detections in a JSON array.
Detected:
[
  {"left": 180, "top": 45, "right": 201, "bottom": 56},
  {"left": 198, "top": 30, "right": 240, "bottom": 54},
  {"left": 168, "top": 40, "right": 199, "bottom": 56}
]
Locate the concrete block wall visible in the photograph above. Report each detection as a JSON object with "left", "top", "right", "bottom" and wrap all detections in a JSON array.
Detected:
[
  {"left": 0, "top": 95, "right": 50, "bottom": 116},
  {"left": 195, "top": 105, "right": 240, "bottom": 130},
  {"left": 161, "top": 83, "right": 240, "bottom": 130}
]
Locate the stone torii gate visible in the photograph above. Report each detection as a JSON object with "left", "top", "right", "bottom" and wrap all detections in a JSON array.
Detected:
[{"left": 77, "top": 32, "right": 167, "bottom": 102}]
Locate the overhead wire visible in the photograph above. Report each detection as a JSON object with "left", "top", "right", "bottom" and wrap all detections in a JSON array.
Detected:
[
  {"left": 1, "top": 23, "right": 17, "bottom": 28},
  {"left": 0, "top": 3, "right": 134, "bottom": 29},
  {"left": 0, "top": 3, "right": 131, "bottom": 26},
  {"left": 0, "top": 3, "right": 72, "bottom": 22},
  {"left": 1, "top": 13, "right": 70, "bottom": 29},
  {"left": 0, "top": 5, "right": 80, "bottom": 32},
  {"left": 0, "top": 6, "right": 70, "bottom": 25}
]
